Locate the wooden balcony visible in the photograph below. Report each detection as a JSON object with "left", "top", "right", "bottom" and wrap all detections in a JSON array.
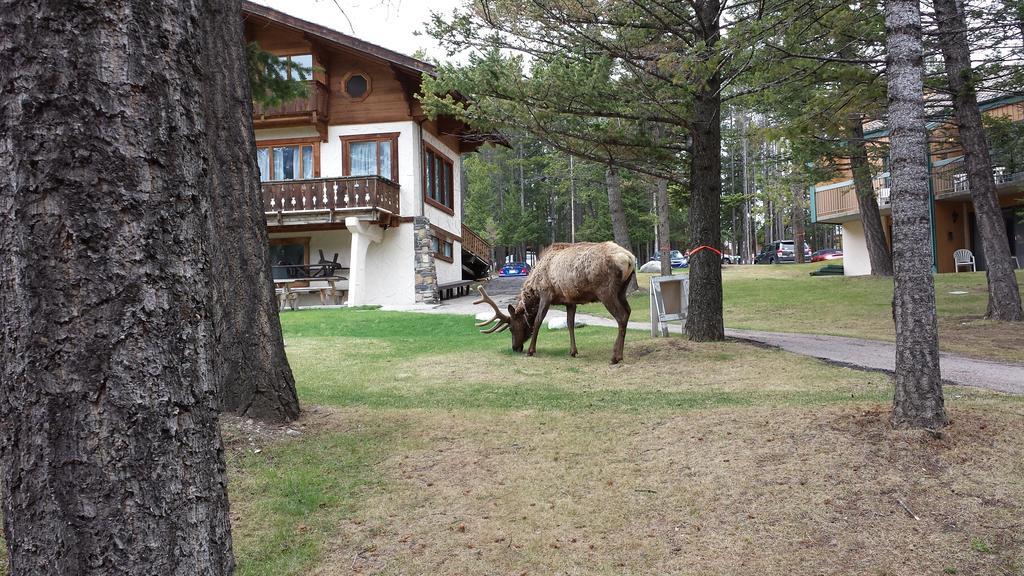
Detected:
[
  {"left": 814, "top": 174, "right": 891, "bottom": 223},
  {"left": 931, "top": 156, "right": 1024, "bottom": 200},
  {"left": 262, "top": 176, "right": 400, "bottom": 226},
  {"left": 253, "top": 81, "right": 328, "bottom": 136},
  {"left": 461, "top": 223, "right": 492, "bottom": 265}
]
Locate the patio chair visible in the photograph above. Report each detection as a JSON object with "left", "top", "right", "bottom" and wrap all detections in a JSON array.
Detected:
[{"left": 953, "top": 249, "right": 976, "bottom": 273}]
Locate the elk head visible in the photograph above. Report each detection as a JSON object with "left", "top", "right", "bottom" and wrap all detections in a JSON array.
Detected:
[{"left": 474, "top": 286, "right": 530, "bottom": 353}]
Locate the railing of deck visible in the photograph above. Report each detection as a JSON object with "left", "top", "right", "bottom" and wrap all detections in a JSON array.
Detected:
[
  {"left": 253, "top": 81, "right": 329, "bottom": 120},
  {"left": 931, "top": 156, "right": 1024, "bottom": 199},
  {"left": 814, "top": 173, "right": 891, "bottom": 221},
  {"left": 461, "top": 223, "right": 492, "bottom": 265},
  {"left": 261, "top": 176, "right": 400, "bottom": 214}
]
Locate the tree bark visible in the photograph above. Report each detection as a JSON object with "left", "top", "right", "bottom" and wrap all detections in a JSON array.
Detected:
[
  {"left": 605, "top": 164, "right": 638, "bottom": 290},
  {"left": 203, "top": 0, "right": 301, "bottom": 421},
  {"left": 656, "top": 178, "right": 673, "bottom": 276},
  {"left": 0, "top": 0, "right": 235, "bottom": 572},
  {"left": 934, "top": 0, "right": 1023, "bottom": 321},
  {"left": 685, "top": 0, "right": 726, "bottom": 342},
  {"left": 847, "top": 117, "right": 895, "bottom": 276},
  {"left": 792, "top": 183, "right": 807, "bottom": 263},
  {"left": 885, "top": 0, "right": 949, "bottom": 430}
]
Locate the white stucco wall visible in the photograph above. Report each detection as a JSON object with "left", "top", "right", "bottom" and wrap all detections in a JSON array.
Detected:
[
  {"left": 840, "top": 220, "right": 871, "bottom": 276},
  {"left": 362, "top": 224, "right": 416, "bottom": 305}
]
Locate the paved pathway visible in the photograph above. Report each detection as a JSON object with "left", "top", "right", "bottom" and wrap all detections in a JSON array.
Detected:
[{"left": 384, "top": 277, "right": 1024, "bottom": 395}]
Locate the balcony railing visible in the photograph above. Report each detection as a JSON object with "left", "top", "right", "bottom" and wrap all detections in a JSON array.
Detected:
[
  {"left": 253, "top": 81, "right": 328, "bottom": 121},
  {"left": 262, "top": 176, "right": 400, "bottom": 215},
  {"left": 814, "top": 173, "right": 891, "bottom": 221},
  {"left": 931, "top": 156, "right": 1024, "bottom": 199},
  {"left": 461, "top": 223, "right": 493, "bottom": 265}
]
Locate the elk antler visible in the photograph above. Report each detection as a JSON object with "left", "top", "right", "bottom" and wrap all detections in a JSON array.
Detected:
[{"left": 473, "top": 286, "right": 510, "bottom": 334}]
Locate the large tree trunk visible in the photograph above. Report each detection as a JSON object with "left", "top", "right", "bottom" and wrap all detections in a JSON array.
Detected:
[
  {"left": 0, "top": 0, "right": 235, "bottom": 572},
  {"left": 847, "top": 117, "right": 895, "bottom": 276},
  {"left": 935, "top": 0, "right": 1023, "bottom": 321},
  {"left": 792, "top": 183, "right": 807, "bottom": 263},
  {"left": 203, "top": 0, "right": 301, "bottom": 421},
  {"left": 885, "top": 0, "right": 949, "bottom": 430},
  {"left": 685, "top": 0, "right": 726, "bottom": 342},
  {"left": 656, "top": 178, "right": 673, "bottom": 276},
  {"left": 606, "top": 164, "right": 638, "bottom": 291}
]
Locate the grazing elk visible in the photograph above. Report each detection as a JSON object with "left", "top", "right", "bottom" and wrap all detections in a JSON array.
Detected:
[{"left": 475, "top": 241, "right": 637, "bottom": 364}]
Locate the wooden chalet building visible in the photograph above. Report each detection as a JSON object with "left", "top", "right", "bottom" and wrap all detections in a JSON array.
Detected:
[{"left": 243, "top": 2, "right": 496, "bottom": 306}]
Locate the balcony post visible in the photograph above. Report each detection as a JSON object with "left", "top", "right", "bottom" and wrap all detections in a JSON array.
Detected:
[{"left": 345, "top": 217, "right": 383, "bottom": 306}]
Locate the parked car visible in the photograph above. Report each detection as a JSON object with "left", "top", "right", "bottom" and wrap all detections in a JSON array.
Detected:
[
  {"left": 721, "top": 253, "right": 742, "bottom": 265},
  {"left": 754, "top": 240, "right": 812, "bottom": 264},
  {"left": 810, "top": 248, "right": 844, "bottom": 262},
  {"left": 650, "top": 250, "right": 688, "bottom": 268},
  {"left": 498, "top": 262, "right": 531, "bottom": 277}
]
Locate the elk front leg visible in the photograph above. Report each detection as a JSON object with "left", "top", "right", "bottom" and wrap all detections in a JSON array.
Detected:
[
  {"left": 526, "top": 295, "right": 551, "bottom": 357},
  {"left": 565, "top": 304, "right": 578, "bottom": 357}
]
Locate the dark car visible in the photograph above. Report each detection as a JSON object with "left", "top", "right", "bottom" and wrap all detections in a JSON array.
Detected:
[
  {"left": 810, "top": 248, "right": 844, "bottom": 262},
  {"left": 651, "top": 250, "right": 688, "bottom": 268},
  {"left": 499, "top": 262, "right": 531, "bottom": 277},
  {"left": 754, "top": 240, "right": 812, "bottom": 264}
]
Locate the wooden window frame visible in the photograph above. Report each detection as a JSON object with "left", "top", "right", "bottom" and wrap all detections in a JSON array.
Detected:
[
  {"left": 341, "top": 132, "right": 400, "bottom": 182},
  {"left": 269, "top": 236, "right": 311, "bottom": 287},
  {"left": 429, "top": 225, "right": 460, "bottom": 263},
  {"left": 257, "top": 137, "right": 321, "bottom": 181},
  {"left": 422, "top": 142, "right": 455, "bottom": 215},
  {"left": 340, "top": 71, "right": 372, "bottom": 102}
]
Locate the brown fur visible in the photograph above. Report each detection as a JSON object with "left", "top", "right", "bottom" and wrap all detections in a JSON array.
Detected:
[{"left": 508, "top": 242, "right": 636, "bottom": 364}]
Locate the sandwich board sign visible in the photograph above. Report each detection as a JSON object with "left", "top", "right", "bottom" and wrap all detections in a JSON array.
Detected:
[{"left": 649, "top": 275, "right": 689, "bottom": 337}]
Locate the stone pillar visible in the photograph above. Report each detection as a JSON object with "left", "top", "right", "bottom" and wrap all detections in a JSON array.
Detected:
[
  {"left": 345, "top": 216, "right": 383, "bottom": 306},
  {"left": 413, "top": 216, "right": 439, "bottom": 304}
]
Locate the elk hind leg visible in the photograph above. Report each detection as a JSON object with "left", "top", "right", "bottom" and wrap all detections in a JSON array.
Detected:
[{"left": 602, "top": 283, "right": 632, "bottom": 364}]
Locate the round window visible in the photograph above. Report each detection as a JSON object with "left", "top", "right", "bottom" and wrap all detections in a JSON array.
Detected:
[{"left": 345, "top": 74, "right": 368, "bottom": 98}]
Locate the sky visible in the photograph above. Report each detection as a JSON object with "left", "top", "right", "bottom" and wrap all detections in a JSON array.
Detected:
[{"left": 252, "top": 0, "right": 465, "bottom": 63}]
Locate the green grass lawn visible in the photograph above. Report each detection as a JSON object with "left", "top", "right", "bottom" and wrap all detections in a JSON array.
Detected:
[
  {"left": 3, "top": 308, "right": 1020, "bottom": 575},
  {"left": 224, "top": 308, "right": 1022, "bottom": 576},
  {"left": 578, "top": 261, "right": 1024, "bottom": 362}
]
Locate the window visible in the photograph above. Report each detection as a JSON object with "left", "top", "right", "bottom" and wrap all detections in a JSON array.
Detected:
[
  {"left": 276, "top": 53, "right": 313, "bottom": 81},
  {"left": 341, "top": 133, "right": 399, "bottom": 182},
  {"left": 269, "top": 237, "right": 310, "bottom": 285},
  {"left": 345, "top": 74, "right": 368, "bottom": 98},
  {"left": 257, "top": 140, "right": 317, "bottom": 181},
  {"left": 429, "top": 225, "right": 457, "bottom": 263},
  {"left": 341, "top": 72, "right": 371, "bottom": 100},
  {"left": 423, "top": 144, "right": 454, "bottom": 213}
]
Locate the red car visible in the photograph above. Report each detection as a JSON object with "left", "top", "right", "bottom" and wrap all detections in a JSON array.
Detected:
[{"left": 810, "top": 248, "right": 843, "bottom": 262}]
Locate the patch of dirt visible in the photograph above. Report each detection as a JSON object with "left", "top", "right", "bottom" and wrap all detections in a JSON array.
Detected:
[
  {"left": 310, "top": 404, "right": 1024, "bottom": 576},
  {"left": 220, "top": 405, "right": 345, "bottom": 457},
  {"left": 939, "top": 316, "right": 1024, "bottom": 364},
  {"left": 394, "top": 337, "right": 886, "bottom": 395},
  {"left": 631, "top": 337, "right": 692, "bottom": 358}
]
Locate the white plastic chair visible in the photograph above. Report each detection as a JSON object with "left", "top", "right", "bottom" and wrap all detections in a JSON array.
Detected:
[{"left": 953, "top": 249, "right": 976, "bottom": 272}]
